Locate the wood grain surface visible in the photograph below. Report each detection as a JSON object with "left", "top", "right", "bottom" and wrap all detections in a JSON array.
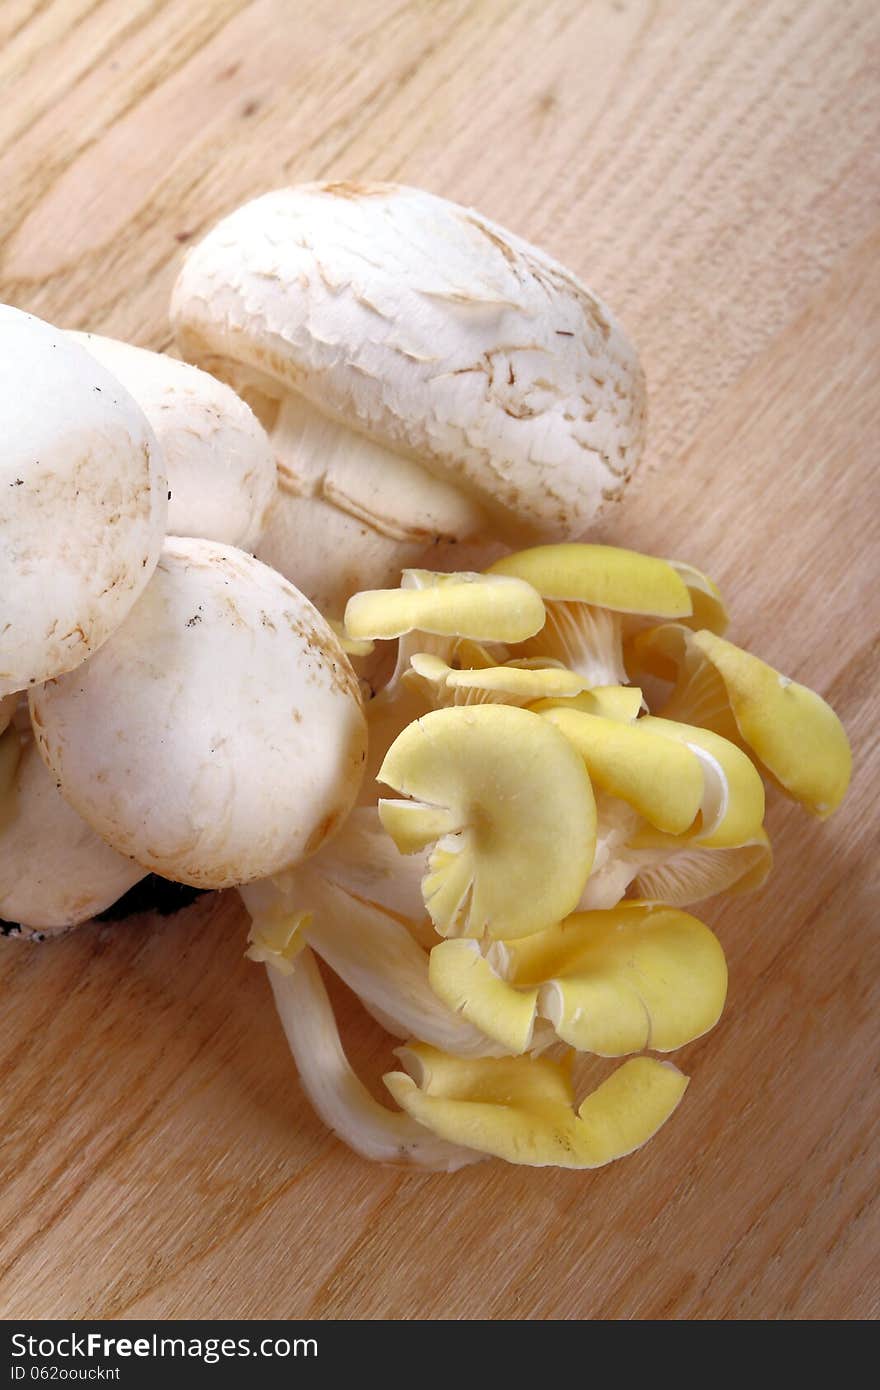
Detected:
[{"left": 1, "top": 0, "right": 878, "bottom": 1321}]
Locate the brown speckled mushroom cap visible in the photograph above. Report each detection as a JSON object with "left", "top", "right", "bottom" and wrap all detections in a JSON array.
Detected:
[
  {"left": 171, "top": 184, "right": 646, "bottom": 610},
  {"left": 29, "top": 538, "right": 368, "bottom": 889},
  {"left": 0, "top": 305, "right": 167, "bottom": 699},
  {"left": 69, "top": 332, "right": 277, "bottom": 551},
  {"left": 0, "top": 729, "right": 144, "bottom": 936}
]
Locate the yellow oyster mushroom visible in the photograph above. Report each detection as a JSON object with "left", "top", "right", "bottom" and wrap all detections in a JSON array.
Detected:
[
  {"left": 626, "top": 622, "right": 742, "bottom": 742},
  {"left": 404, "top": 636, "right": 506, "bottom": 684},
  {"left": 489, "top": 543, "right": 692, "bottom": 615},
  {"left": 639, "top": 715, "right": 765, "bottom": 848},
  {"left": 344, "top": 569, "right": 545, "bottom": 644},
  {"left": 347, "top": 570, "right": 545, "bottom": 774},
  {"left": 542, "top": 707, "right": 703, "bottom": 835},
  {"left": 432, "top": 902, "right": 727, "bottom": 1056},
  {"left": 378, "top": 704, "right": 596, "bottom": 939},
  {"left": 630, "top": 626, "right": 852, "bottom": 817},
  {"left": 694, "top": 631, "right": 851, "bottom": 818},
  {"left": 668, "top": 560, "right": 729, "bottom": 635},
  {"left": 487, "top": 543, "right": 694, "bottom": 686},
  {"left": 405, "top": 651, "right": 589, "bottom": 708},
  {"left": 383, "top": 637, "right": 499, "bottom": 714},
  {"left": 529, "top": 685, "right": 645, "bottom": 722},
  {"left": 328, "top": 618, "right": 374, "bottom": 658},
  {"left": 428, "top": 939, "right": 540, "bottom": 1054},
  {"left": 240, "top": 879, "right": 311, "bottom": 976},
  {"left": 384, "top": 1045, "right": 688, "bottom": 1169},
  {"left": 502, "top": 903, "right": 727, "bottom": 1054}
]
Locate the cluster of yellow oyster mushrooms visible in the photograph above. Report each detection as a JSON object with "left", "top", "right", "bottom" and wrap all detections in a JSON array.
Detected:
[{"left": 239, "top": 542, "right": 852, "bottom": 1171}]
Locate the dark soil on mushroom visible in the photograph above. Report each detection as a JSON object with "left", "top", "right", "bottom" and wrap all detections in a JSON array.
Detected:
[{"left": 95, "top": 875, "right": 210, "bottom": 921}]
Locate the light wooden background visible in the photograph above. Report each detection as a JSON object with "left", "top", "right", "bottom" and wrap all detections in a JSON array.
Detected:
[{"left": 1, "top": 0, "right": 878, "bottom": 1321}]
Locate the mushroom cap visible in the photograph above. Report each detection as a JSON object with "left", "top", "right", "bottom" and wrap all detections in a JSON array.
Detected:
[
  {"left": 406, "top": 651, "right": 589, "bottom": 707},
  {"left": 30, "top": 538, "right": 368, "bottom": 888},
  {"left": 0, "top": 305, "right": 167, "bottom": 699},
  {"left": 541, "top": 707, "right": 705, "bottom": 835},
  {"left": 171, "top": 182, "right": 646, "bottom": 544},
  {"left": 488, "top": 543, "right": 693, "bottom": 616},
  {"left": 0, "top": 730, "right": 143, "bottom": 933},
  {"left": 384, "top": 1046, "right": 687, "bottom": 1170},
  {"left": 345, "top": 569, "right": 546, "bottom": 643},
  {"left": 69, "top": 331, "right": 276, "bottom": 550},
  {"left": 377, "top": 703, "right": 596, "bottom": 940},
  {"left": 430, "top": 902, "right": 728, "bottom": 1057}
]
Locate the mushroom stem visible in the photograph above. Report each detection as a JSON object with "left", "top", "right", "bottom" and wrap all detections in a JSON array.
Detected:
[
  {"left": 309, "top": 805, "right": 430, "bottom": 923},
  {"left": 299, "top": 873, "right": 509, "bottom": 1057},
  {"left": 248, "top": 394, "right": 487, "bottom": 618},
  {"left": 267, "top": 947, "right": 481, "bottom": 1169},
  {"left": 0, "top": 695, "right": 17, "bottom": 736},
  {"left": 520, "top": 601, "right": 627, "bottom": 686},
  {"left": 0, "top": 724, "right": 22, "bottom": 820},
  {"left": 246, "top": 867, "right": 506, "bottom": 1057},
  {"left": 578, "top": 855, "right": 641, "bottom": 911}
]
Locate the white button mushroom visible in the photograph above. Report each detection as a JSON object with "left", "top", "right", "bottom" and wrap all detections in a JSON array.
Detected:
[
  {"left": 29, "top": 538, "right": 367, "bottom": 889},
  {"left": 0, "top": 304, "right": 167, "bottom": 699},
  {"left": 0, "top": 728, "right": 144, "bottom": 938},
  {"left": 171, "top": 182, "right": 646, "bottom": 616},
  {"left": 68, "top": 332, "right": 277, "bottom": 551}
]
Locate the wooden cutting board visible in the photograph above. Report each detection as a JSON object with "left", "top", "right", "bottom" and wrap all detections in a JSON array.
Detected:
[{"left": 1, "top": 0, "right": 877, "bottom": 1320}]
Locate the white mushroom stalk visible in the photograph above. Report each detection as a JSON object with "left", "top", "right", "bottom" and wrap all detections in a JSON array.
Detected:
[
  {"left": 172, "top": 182, "right": 646, "bottom": 617},
  {"left": 241, "top": 869, "right": 508, "bottom": 1057},
  {"left": 305, "top": 805, "right": 430, "bottom": 925},
  {"left": 268, "top": 947, "right": 481, "bottom": 1170},
  {"left": 69, "top": 332, "right": 277, "bottom": 551},
  {"left": 235, "top": 541, "right": 851, "bottom": 1169}
]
